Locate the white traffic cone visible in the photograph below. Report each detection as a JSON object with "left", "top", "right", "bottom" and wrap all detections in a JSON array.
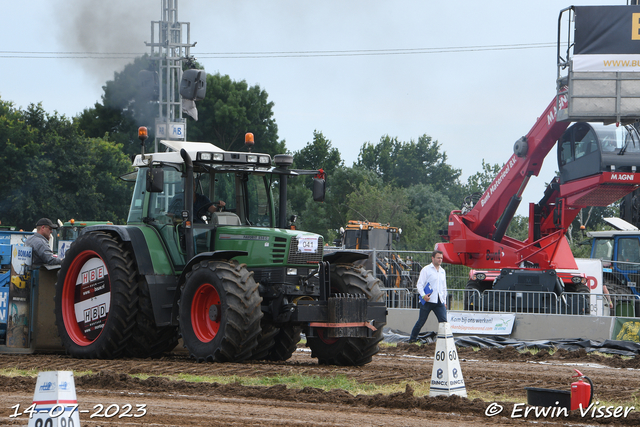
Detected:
[
  {"left": 429, "top": 322, "right": 467, "bottom": 397},
  {"left": 28, "top": 371, "right": 81, "bottom": 427}
]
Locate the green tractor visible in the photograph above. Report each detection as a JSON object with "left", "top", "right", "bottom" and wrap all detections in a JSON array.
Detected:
[{"left": 54, "top": 131, "right": 386, "bottom": 365}]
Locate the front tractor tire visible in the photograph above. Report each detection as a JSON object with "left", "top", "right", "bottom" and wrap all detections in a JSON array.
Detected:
[
  {"left": 179, "top": 260, "right": 263, "bottom": 362},
  {"left": 306, "top": 264, "right": 385, "bottom": 366},
  {"left": 55, "top": 232, "right": 138, "bottom": 359}
]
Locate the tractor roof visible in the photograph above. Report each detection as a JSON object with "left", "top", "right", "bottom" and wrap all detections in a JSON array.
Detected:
[
  {"left": 132, "top": 140, "right": 223, "bottom": 166},
  {"left": 131, "top": 140, "right": 271, "bottom": 170}
]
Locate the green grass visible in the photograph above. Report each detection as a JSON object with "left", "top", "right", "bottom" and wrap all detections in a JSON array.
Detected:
[{"left": 0, "top": 368, "right": 95, "bottom": 378}]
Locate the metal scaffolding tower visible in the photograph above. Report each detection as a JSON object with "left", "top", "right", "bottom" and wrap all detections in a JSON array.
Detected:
[{"left": 146, "top": 0, "right": 195, "bottom": 150}]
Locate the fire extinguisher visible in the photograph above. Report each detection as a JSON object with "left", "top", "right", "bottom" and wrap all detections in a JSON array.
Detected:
[{"left": 571, "top": 369, "right": 593, "bottom": 411}]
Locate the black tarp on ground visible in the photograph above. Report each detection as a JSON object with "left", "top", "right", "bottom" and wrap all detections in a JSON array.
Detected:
[{"left": 383, "top": 328, "right": 640, "bottom": 357}]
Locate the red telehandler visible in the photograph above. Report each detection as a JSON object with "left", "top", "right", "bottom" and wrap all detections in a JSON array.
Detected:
[
  {"left": 436, "top": 93, "right": 640, "bottom": 313},
  {"left": 435, "top": 5, "right": 640, "bottom": 314}
]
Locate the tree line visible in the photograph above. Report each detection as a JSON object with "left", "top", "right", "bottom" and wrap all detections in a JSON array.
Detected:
[{"left": 0, "top": 55, "right": 616, "bottom": 250}]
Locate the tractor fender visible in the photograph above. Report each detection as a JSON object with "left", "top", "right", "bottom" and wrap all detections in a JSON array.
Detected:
[
  {"left": 81, "top": 225, "right": 155, "bottom": 274},
  {"left": 79, "top": 225, "right": 176, "bottom": 328},
  {"left": 323, "top": 250, "right": 369, "bottom": 265},
  {"left": 170, "top": 250, "right": 248, "bottom": 325}
]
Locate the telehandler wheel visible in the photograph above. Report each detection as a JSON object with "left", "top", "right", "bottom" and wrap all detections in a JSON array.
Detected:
[
  {"left": 55, "top": 232, "right": 138, "bottom": 359},
  {"left": 179, "top": 260, "right": 262, "bottom": 362},
  {"left": 306, "top": 264, "right": 385, "bottom": 366}
]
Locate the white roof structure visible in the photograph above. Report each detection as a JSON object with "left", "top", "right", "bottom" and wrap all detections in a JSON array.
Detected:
[
  {"left": 602, "top": 217, "right": 638, "bottom": 231},
  {"left": 132, "top": 140, "right": 223, "bottom": 167}
]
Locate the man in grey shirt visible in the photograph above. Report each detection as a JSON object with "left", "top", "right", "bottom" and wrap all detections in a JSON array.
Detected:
[{"left": 25, "top": 218, "right": 63, "bottom": 269}]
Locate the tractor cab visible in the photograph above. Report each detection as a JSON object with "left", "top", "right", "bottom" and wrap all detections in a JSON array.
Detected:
[
  {"left": 558, "top": 122, "right": 640, "bottom": 184},
  {"left": 126, "top": 139, "right": 279, "bottom": 269},
  {"left": 340, "top": 221, "right": 399, "bottom": 250}
]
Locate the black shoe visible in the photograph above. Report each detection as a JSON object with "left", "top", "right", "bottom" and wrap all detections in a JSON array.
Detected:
[{"left": 407, "top": 339, "right": 417, "bottom": 344}]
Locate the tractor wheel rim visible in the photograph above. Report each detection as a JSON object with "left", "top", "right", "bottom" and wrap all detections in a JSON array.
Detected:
[
  {"left": 191, "top": 282, "right": 221, "bottom": 342},
  {"left": 317, "top": 326, "right": 338, "bottom": 345},
  {"left": 62, "top": 251, "right": 111, "bottom": 346}
]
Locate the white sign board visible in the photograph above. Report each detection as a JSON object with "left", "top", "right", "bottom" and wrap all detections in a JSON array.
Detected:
[
  {"left": 447, "top": 312, "right": 515, "bottom": 335},
  {"left": 558, "top": 258, "right": 604, "bottom": 316},
  {"left": 297, "top": 236, "right": 318, "bottom": 253},
  {"left": 156, "top": 122, "right": 186, "bottom": 140}
]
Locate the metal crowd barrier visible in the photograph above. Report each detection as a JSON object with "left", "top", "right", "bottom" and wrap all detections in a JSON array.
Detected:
[
  {"left": 351, "top": 248, "right": 640, "bottom": 317},
  {"left": 380, "top": 288, "right": 414, "bottom": 308},
  {"left": 383, "top": 287, "right": 639, "bottom": 317}
]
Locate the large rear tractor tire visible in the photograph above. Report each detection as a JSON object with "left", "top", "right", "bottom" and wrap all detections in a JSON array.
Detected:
[
  {"left": 306, "top": 264, "right": 385, "bottom": 366},
  {"left": 179, "top": 260, "right": 262, "bottom": 362},
  {"left": 124, "top": 280, "right": 180, "bottom": 358},
  {"left": 251, "top": 322, "right": 302, "bottom": 361},
  {"left": 268, "top": 324, "right": 302, "bottom": 361},
  {"left": 250, "top": 320, "right": 280, "bottom": 360},
  {"left": 55, "top": 232, "right": 138, "bottom": 359}
]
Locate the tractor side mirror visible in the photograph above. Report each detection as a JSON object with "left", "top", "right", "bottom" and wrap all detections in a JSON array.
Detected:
[
  {"left": 146, "top": 168, "right": 164, "bottom": 193},
  {"left": 313, "top": 177, "right": 325, "bottom": 202},
  {"left": 180, "top": 69, "right": 207, "bottom": 101}
]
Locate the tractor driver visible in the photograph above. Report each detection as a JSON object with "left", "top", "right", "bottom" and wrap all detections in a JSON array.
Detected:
[
  {"left": 167, "top": 180, "right": 225, "bottom": 223},
  {"left": 25, "top": 218, "right": 64, "bottom": 269},
  {"left": 193, "top": 192, "right": 226, "bottom": 222}
]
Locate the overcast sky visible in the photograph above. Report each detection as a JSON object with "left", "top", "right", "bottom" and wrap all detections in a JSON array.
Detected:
[{"left": 0, "top": 0, "right": 628, "bottom": 215}]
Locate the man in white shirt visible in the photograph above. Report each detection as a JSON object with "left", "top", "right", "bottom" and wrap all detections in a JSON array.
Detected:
[{"left": 408, "top": 250, "right": 447, "bottom": 343}]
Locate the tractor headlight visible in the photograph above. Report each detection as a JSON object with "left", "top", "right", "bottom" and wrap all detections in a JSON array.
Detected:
[
  {"left": 259, "top": 156, "right": 270, "bottom": 164},
  {"left": 213, "top": 153, "right": 224, "bottom": 161},
  {"left": 247, "top": 155, "right": 258, "bottom": 163},
  {"left": 474, "top": 273, "right": 486, "bottom": 281},
  {"left": 286, "top": 268, "right": 298, "bottom": 276},
  {"left": 571, "top": 276, "right": 586, "bottom": 285}
]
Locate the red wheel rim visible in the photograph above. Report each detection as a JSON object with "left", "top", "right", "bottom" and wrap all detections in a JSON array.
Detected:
[
  {"left": 191, "top": 283, "right": 221, "bottom": 342},
  {"left": 61, "top": 251, "right": 111, "bottom": 346},
  {"left": 317, "top": 326, "right": 338, "bottom": 345}
]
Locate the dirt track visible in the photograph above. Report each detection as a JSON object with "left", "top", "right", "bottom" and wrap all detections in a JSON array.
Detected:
[{"left": 0, "top": 343, "right": 639, "bottom": 426}]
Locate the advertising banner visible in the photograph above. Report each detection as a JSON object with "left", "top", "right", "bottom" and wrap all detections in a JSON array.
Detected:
[
  {"left": 0, "top": 288, "right": 7, "bottom": 326},
  {"left": 6, "top": 245, "right": 32, "bottom": 347},
  {"left": 447, "top": 312, "right": 515, "bottom": 335},
  {"left": 613, "top": 317, "right": 640, "bottom": 343},
  {"left": 573, "top": 6, "right": 640, "bottom": 72}
]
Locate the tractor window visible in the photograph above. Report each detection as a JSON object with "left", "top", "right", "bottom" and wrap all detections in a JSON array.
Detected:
[
  {"left": 127, "top": 169, "right": 146, "bottom": 223},
  {"left": 618, "top": 238, "right": 640, "bottom": 264},
  {"left": 149, "top": 169, "right": 184, "bottom": 219},
  {"left": 593, "top": 238, "right": 613, "bottom": 261},
  {"left": 214, "top": 172, "right": 237, "bottom": 213},
  {"left": 245, "top": 173, "right": 272, "bottom": 227}
]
